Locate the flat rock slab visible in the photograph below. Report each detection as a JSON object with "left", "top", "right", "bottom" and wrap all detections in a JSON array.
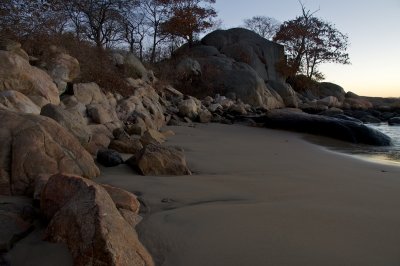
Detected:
[{"left": 262, "top": 109, "right": 392, "bottom": 146}]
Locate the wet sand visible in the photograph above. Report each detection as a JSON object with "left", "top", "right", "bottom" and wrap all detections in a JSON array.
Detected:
[{"left": 97, "top": 123, "right": 400, "bottom": 266}]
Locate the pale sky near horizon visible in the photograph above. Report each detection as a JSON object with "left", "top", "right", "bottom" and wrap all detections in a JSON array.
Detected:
[{"left": 213, "top": 0, "right": 400, "bottom": 97}]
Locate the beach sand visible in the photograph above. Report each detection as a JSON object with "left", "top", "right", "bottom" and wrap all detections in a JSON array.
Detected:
[
  {"left": 5, "top": 123, "right": 400, "bottom": 266},
  {"left": 95, "top": 123, "right": 400, "bottom": 266}
]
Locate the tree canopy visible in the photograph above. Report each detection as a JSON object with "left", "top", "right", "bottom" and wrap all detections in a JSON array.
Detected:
[
  {"left": 161, "top": 0, "right": 217, "bottom": 47},
  {"left": 273, "top": 4, "right": 350, "bottom": 80},
  {"left": 243, "top": 16, "right": 280, "bottom": 40}
]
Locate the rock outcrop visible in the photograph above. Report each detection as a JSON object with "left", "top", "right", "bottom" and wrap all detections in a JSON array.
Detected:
[
  {"left": 171, "top": 28, "right": 287, "bottom": 109},
  {"left": 41, "top": 103, "right": 91, "bottom": 145},
  {"left": 41, "top": 174, "right": 154, "bottom": 266},
  {"left": 0, "top": 90, "right": 41, "bottom": 114},
  {"left": 262, "top": 109, "right": 392, "bottom": 146},
  {"left": 388, "top": 117, "right": 400, "bottom": 126},
  {"left": 0, "top": 50, "right": 60, "bottom": 108},
  {"left": 128, "top": 144, "right": 191, "bottom": 176},
  {"left": 96, "top": 149, "right": 124, "bottom": 167},
  {"left": 116, "top": 82, "right": 165, "bottom": 130},
  {"left": 40, "top": 46, "right": 80, "bottom": 95},
  {"left": 0, "top": 110, "right": 99, "bottom": 196}
]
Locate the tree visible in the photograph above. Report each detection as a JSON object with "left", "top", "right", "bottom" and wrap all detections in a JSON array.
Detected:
[
  {"left": 161, "top": 0, "right": 217, "bottom": 47},
  {"left": 140, "top": 0, "right": 172, "bottom": 63},
  {"left": 0, "top": 0, "right": 67, "bottom": 39},
  {"left": 120, "top": 2, "right": 149, "bottom": 57},
  {"left": 273, "top": 3, "right": 350, "bottom": 80},
  {"left": 243, "top": 16, "right": 280, "bottom": 40},
  {"left": 61, "top": 0, "right": 135, "bottom": 49}
]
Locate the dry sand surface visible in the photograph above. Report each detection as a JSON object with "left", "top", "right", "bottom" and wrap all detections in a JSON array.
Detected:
[{"left": 96, "top": 123, "right": 400, "bottom": 266}]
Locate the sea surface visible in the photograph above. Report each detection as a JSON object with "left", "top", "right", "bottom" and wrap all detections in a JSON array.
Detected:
[{"left": 364, "top": 124, "right": 400, "bottom": 164}]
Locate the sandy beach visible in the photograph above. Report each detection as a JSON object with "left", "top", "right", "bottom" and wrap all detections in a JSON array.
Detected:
[{"left": 95, "top": 123, "right": 400, "bottom": 266}]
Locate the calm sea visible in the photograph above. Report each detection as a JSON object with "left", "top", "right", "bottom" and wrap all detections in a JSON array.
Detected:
[{"left": 365, "top": 124, "right": 400, "bottom": 164}]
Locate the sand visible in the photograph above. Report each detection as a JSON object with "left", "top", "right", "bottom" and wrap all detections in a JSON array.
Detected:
[{"left": 96, "top": 123, "right": 400, "bottom": 266}]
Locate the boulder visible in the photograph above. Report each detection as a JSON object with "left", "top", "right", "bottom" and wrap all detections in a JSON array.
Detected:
[
  {"left": 109, "top": 138, "right": 143, "bottom": 154},
  {"left": 140, "top": 129, "right": 166, "bottom": 146},
  {"left": 116, "top": 86, "right": 165, "bottom": 130},
  {"left": 0, "top": 50, "right": 60, "bottom": 107},
  {"left": 388, "top": 117, "right": 400, "bottom": 126},
  {"left": 41, "top": 174, "right": 154, "bottom": 266},
  {"left": 198, "top": 109, "right": 212, "bottom": 123},
  {"left": 127, "top": 120, "right": 147, "bottom": 136},
  {"left": 262, "top": 109, "right": 392, "bottom": 146},
  {"left": 87, "top": 103, "right": 117, "bottom": 124},
  {"left": 228, "top": 103, "right": 248, "bottom": 115},
  {"left": 195, "top": 56, "right": 284, "bottom": 109},
  {"left": 0, "top": 196, "right": 34, "bottom": 251},
  {"left": 360, "top": 115, "right": 381, "bottom": 124},
  {"left": 44, "top": 48, "right": 80, "bottom": 95},
  {"left": 0, "top": 90, "right": 41, "bottom": 114},
  {"left": 85, "top": 124, "right": 113, "bottom": 155},
  {"left": 171, "top": 28, "right": 287, "bottom": 109},
  {"left": 268, "top": 81, "right": 299, "bottom": 108},
  {"left": 179, "top": 98, "right": 199, "bottom": 119},
  {"left": 61, "top": 95, "right": 89, "bottom": 122},
  {"left": 129, "top": 144, "right": 191, "bottom": 176},
  {"left": 299, "top": 101, "right": 329, "bottom": 114},
  {"left": 316, "top": 82, "right": 346, "bottom": 101},
  {"left": 0, "top": 110, "right": 100, "bottom": 196},
  {"left": 202, "top": 28, "right": 286, "bottom": 83},
  {"left": 41, "top": 104, "right": 91, "bottom": 145},
  {"left": 101, "top": 184, "right": 140, "bottom": 214},
  {"left": 208, "top": 103, "right": 223, "bottom": 112},
  {"left": 176, "top": 58, "right": 202, "bottom": 80},
  {"left": 96, "top": 149, "right": 124, "bottom": 167},
  {"left": 343, "top": 97, "right": 373, "bottom": 110},
  {"left": 317, "top": 96, "right": 341, "bottom": 108},
  {"left": 0, "top": 39, "right": 29, "bottom": 60},
  {"left": 124, "top": 53, "right": 155, "bottom": 83},
  {"left": 73, "top": 83, "right": 106, "bottom": 105}
]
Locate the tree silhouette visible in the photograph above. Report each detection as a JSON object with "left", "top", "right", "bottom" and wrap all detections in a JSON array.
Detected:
[
  {"left": 161, "top": 0, "right": 217, "bottom": 47},
  {"left": 274, "top": 3, "right": 350, "bottom": 80}
]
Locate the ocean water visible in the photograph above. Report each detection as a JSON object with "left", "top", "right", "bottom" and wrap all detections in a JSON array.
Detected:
[{"left": 364, "top": 124, "right": 400, "bottom": 163}]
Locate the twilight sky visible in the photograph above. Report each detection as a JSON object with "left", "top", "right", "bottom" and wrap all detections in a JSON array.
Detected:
[{"left": 213, "top": 0, "right": 400, "bottom": 97}]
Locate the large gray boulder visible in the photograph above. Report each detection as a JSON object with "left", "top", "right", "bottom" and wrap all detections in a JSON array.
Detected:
[
  {"left": 202, "top": 28, "right": 286, "bottom": 83},
  {"left": 172, "top": 28, "right": 289, "bottom": 109},
  {"left": 317, "top": 82, "right": 346, "bottom": 102},
  {"left": 261, "top": 109, "right": 392, "bottom": 146}
]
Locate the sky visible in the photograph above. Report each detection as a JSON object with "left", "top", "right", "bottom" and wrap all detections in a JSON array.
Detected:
[{"left": 213, "top": 0, "right": 400, "bottom": 97}]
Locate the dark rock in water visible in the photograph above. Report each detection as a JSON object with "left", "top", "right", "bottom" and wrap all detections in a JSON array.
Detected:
[
  {"left": 388, "top": 117, "right": 400, "bottom": 126},
  {"left": 329, "top": 114, "right": 363, "bottom": 124},
  {"left": 263, "top": 109, "right": 392, "bottom": 146},
  {"left": 360, "top": 115, "right": 381, "bottom": 124},
  {"left": 380, "top": 112, "right": 396, "bottom": 121},
  {"left": 96, "top": 149, "right": 124, "bottom": 167}
]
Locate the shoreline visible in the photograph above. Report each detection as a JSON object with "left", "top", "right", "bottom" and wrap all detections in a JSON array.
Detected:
[
  {"left": 303, "top": 133, "right": 400, "bottom": 167},
  {"left": 97, "top": 123, "right": 400, "bottom": 266}
]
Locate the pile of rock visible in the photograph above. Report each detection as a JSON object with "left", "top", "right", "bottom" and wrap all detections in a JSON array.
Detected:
[{"left": 0, "top": 40, "right": 179, "bottom": 265}]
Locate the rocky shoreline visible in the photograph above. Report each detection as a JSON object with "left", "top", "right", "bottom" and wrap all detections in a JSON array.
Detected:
[{"left": 0, "top": 34, "right": 399, "bottom": 265}]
